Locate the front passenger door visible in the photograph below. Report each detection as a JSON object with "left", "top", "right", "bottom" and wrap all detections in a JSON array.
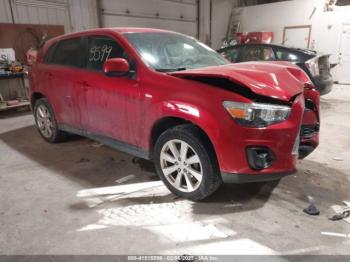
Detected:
[{"left": 78, "top": 35, "right": 141, "bottom": 146}]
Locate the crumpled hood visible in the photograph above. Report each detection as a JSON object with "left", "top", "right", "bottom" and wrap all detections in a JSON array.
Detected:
[{"left": 171, "top": 62, "right": 308, "bottom": 101}]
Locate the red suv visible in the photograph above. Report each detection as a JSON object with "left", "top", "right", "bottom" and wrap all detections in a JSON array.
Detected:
[{"left": 29, "top": 28, "right": 320, "bottom": 200}]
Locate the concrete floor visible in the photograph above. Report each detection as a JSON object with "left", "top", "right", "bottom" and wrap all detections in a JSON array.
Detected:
[{"left": 0, "top": 85, "right": 349, "bottom": 256}]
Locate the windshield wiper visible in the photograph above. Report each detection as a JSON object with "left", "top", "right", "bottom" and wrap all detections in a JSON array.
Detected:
[{"left": 155, "top": 67, "right": 187, "bottom": 72}]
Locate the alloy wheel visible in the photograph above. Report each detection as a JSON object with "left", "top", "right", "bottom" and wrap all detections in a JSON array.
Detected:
[
  {"left": 36, "top": 104, "right": 54, "bottom": 138},
  {"left": 160, "top": 139, "right": 203, "bottom": 192}
]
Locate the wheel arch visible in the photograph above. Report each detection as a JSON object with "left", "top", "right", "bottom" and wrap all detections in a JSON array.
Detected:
[
  {"left": 149, "top": 116, "right": 218, "bottom": 165},
  {"left": 30, "top": 92, "right": 46, "bottom": 108}
]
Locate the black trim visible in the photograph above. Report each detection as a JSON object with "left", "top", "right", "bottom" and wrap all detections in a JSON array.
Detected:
[
  {"left": 221, "top": 170, "right": 295, "bottom": 184},
  {"left": 246, "top": 146, "right": 276, "bottom": 170},
  {"left": 59, "top": 124, "right": 150, "bottom": 160},
  {"left": 298, "top": 145, "right": 316, "bottom": 159},
  {"left": 300, "top": 124, "right": 319, "bottom": 139}
]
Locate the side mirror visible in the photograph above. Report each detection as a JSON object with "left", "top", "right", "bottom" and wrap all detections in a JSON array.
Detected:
[{"left": 103, "top": 58, "right": 130, "bottom": 77}]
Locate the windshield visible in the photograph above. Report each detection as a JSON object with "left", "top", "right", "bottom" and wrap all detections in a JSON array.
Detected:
[{"left": 124, "top": 32, "right": 228, "bottom": 71}]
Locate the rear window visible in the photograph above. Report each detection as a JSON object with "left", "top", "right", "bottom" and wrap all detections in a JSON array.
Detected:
[
  {"left": 275, "top": 48, "right": 300, "bottom": 62},
  {"left": 51, "top": 37, "right": 82, "bottom": 67}
]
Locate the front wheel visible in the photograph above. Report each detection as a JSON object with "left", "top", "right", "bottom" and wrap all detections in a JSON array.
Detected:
[{"left": 154, "top": 124, "right": 222, "bottom": 201}]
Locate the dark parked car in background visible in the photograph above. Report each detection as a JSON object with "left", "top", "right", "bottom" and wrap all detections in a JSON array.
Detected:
[{"left": 217, "top": 43, "right": 333, "bottom": 95}]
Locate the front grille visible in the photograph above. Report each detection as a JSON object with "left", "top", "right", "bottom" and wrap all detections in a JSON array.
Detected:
[{"left": 301, "top": 125, "right": 319, "bottom": 138}]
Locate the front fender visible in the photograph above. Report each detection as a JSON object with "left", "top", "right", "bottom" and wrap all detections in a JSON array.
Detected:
[{"left": 143, "top": 99, "right": 226, "bottom": 165}]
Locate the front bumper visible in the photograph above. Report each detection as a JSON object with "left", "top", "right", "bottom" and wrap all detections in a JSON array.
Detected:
[{"left": 214, "top": 94, "right": 305, "bottom": 180}]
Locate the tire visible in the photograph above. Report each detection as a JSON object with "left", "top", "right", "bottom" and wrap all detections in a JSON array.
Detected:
[
  {"left": 154, "top": 124, "right": 222, "bottom": 201},
  {"left": 33, "top": 98, "right": 67, "bottom": 143}
]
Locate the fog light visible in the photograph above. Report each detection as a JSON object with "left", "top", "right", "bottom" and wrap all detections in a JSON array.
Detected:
[{"left": 247, "top": 147, "right": 275, "bottom": 170}]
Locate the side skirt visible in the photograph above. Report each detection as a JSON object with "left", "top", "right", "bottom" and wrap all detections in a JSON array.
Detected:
[{"left": 59, "top": 124, "right": 150, "bottom": 160}]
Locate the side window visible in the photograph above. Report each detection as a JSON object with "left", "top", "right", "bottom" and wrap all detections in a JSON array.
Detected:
[
  {"left": 86, "top": 36, "right": 124, "bottom": 71},
  {"left": 51, "top": 38, "right": 82, "bottom": 67},
  {"left": 275, "top": 48, "right": 299, "bottom": 61},
  {"left": 244, "top": 46, "right": 275, "bottom": 61},
  {"left": 44, "top": 43, "right": 57, "bottom": 64},
  {"left": 222, "top": 48, "right": 240, "bottom": 63}
]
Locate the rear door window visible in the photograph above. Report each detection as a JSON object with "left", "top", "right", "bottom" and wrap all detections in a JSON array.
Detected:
[
  {"left": 86, "top": 35, "right": 125, "bottom": 71},
  {"left": 51, "top": 37, "right": 82, "bottom": 67},
  {"left": 221, "top": 47, "right": 240, "bottom": 63},
  {"left": 244, "top": 46, "right": 276, "bottom": 61}
]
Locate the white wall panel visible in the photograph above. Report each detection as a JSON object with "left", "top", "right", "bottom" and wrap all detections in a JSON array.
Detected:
[{"left": 101, "top": 0, "right": 198, "bottom": 37}]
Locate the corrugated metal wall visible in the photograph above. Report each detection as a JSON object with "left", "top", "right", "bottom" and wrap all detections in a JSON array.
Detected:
[
  {"left": 0, "top": 0, "right": 206, "bottom": 39},
  {"left": 0, "top": 0, "right": 13, "bottom": 23},
  {"left": 11, "top": 0, "right": 71, "bottom": 31},
  {"left": 100, "top": 0, "right": 199, "bottom": 37},
  {"left": 69, "top": 0, "right": 99, "bottom": 31},
  {"left": 0, "top": 0, "right": 99, "bottom": 32}
]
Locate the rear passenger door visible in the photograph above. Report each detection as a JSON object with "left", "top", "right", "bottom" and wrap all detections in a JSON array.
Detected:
[{"left": 47, "top": 37, "right": 84, "bottom": 127}]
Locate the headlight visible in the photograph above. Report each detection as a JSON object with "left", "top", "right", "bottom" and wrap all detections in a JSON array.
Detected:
[
  {"left": 305, "top": 57, "right": 319, "bottom": 77},
  {"left": 223, "top": 101, "right": 291, "bottom": 127}
]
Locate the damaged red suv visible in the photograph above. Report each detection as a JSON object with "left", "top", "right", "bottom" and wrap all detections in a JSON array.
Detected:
[{"left": 29, "top": 28, "right": 320, "bottom": 200}]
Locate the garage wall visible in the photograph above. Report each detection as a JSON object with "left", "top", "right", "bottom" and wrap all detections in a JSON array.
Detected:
[
  {"left": 0, "top": 0, "right": 13, "bottom": 23},
  {"left": 10, "top": 0, "right": 71, "bottom": 31},
  {"left": 69, "top": 0, "right": 99, "bottom": 31},
  {"left": 0, "top": 0, "right": 219, "bottom": 45},
  {"left": 0, "top": 0, "right": 98, "bottom": 32},
  {"left": 100, "top": 0, "right": 198, "bottom": 37},
  {"left": 211, "top": 0, "right": 239, "bottom": 49}
]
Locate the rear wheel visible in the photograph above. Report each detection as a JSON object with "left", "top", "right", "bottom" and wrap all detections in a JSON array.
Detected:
[
  {"left": 34, "top": 98, "right": 67, "bottom": 143},
  {"left": 154, "top": 124, "right": 222, "bottom": 201}
]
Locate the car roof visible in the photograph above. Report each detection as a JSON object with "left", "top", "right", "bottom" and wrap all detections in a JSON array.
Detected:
[
  {"left": 45, "top": 27, "right": 180, "bottom": 45},
  {"left": 218, "top": 43, "right": 289, "bottom": 51}
]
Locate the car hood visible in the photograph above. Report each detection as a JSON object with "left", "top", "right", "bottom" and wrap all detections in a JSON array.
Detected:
[{"left": 171, "top": 62, "right": 307, "bottom": 101}]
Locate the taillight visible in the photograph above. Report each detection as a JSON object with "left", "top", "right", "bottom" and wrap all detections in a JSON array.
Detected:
[{"left": 305, "top": 57, "right": 319, "bottom": 77}]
